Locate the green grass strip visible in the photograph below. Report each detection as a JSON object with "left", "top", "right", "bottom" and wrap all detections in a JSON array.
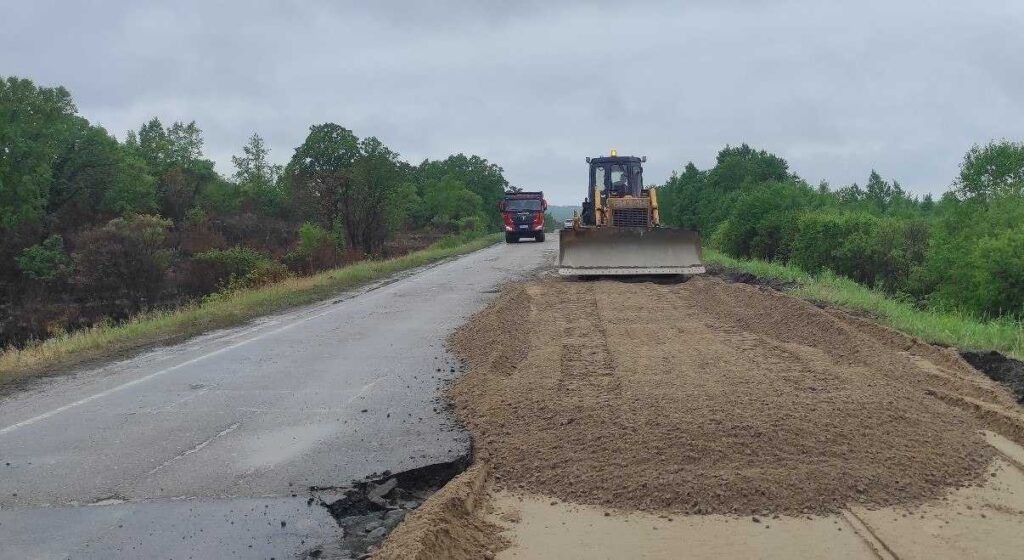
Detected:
[
  {"left": 704, "top": 249, "right": 1024, "bottom": 360},
  {"left": 0, "top": 233, "right": 502, "bottom": 387}
]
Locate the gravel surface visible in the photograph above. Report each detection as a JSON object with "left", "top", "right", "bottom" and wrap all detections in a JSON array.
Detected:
[
  {"left": 449, "top": 276, "right": 1010, "bottom": 515},
  {"left": 373, "top": 464, "right": 504, "bottom": 560}
]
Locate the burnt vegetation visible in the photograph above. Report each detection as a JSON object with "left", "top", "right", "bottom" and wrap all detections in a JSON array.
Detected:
[{"left": 1, "top": 76, "right": 510, "bottom": 347}]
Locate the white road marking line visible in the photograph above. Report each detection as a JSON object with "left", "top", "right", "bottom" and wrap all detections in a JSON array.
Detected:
[
  {"left": 0, "top": 305, "right": 342, "bottom": 436},
  {"left": 0, "top": 248, "right": 480, "bottom": 436},
  {"left": 146, "top": 422, "right": 241, "bottom": 475}
]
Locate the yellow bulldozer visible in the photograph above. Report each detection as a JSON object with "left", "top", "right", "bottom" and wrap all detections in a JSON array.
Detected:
[{"left": 559, "top": 151, "right": 706, "bottom": 276}]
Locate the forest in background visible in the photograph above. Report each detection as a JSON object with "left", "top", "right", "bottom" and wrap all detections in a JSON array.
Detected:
[
  {"left": 6, "top": 74, "right": 1021, "bottom": 349},
  {"left": 658, "top": 142, "right": 1024, "bottom": 320},
  {"left": 1, "top": 76, "right": 513, "bottom": 347}
]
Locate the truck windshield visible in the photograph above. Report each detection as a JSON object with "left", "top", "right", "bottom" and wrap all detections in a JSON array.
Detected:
[{"left": 505, "top": 199, "right": 543, "bottom": 211}]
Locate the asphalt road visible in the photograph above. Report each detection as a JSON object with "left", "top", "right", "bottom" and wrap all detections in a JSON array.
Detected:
[{"left": 0, "top": 237, "right": 555, "bottom": 559}]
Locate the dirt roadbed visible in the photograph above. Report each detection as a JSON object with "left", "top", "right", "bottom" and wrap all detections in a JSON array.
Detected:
[{"left": 375, "top": 276, "right": 1024, "bottom": 559}]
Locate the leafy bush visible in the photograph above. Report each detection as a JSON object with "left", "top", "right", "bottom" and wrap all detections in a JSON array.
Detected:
[
  {"left": 923, "top": 229, "right": 1024, "bottom": 318},
  {"left": 193, "top": 247, "right": 268, "bottom": 278},
  {"left": 16, "top": 235, "right": 71, "bottom": 280},
  {"left": 422, "top": 176, "right": 484, "bottom": 231},
  {"left": 790, "top": 211, "right": 928, "bottom": 293},
  {"left": 966, "top": 229, "right": 1024, "bottom": 317},
  {"left": 714, "top": 181, "right": 817, "bottom": 261},
  {"left": 298, "top": 222, "right": 337, "bottom": 253},
  {"left": 185, "top": 246, "right": 292, "bottom": 295},
  {"left": 456, "top": 214, "right": 484, "bottom": 232},
  {"left": 283, "top": 222, "right": 343, "bottom": 274},
  {"left": 187, "top": 247, "right": 269, "bottom": 293}
]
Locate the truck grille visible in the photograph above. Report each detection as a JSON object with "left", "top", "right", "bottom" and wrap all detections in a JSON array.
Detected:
[
  {"left": 611, "top": 207, "right": 649, "bottom": 227},
  {"left": 513, "top": 212, "right": 535, "bottom": 225}
]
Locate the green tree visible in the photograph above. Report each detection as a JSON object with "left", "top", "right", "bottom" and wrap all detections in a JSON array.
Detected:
[
  {"left": 285, "top": 125, "right": 407, "bottom": 253},
  {"left": 422, "top": 176, "right": 483, "bottom": 230},
  {"left": 920, "top": 193, "right": 935, "bottom": 212},
  {"left": 659, "top": 145, "right": 791, "bottom": 235},
  {"left": 158, "top": 161, "right": 235, "bottom": 221},
  {"left": 391, "top": 181, "right": 422, "bottom": 228},
  {"left": 135, "top": 118, "right": 173, "bottom": 174},
  {"left": 167, "top": 121, "right": 204, "bottom": 167},
  {"left": 285, "top": 123, "right": 360, "bottom": 226},
  {"left": 715, "top": 180, "right": 819, "bottom": 261},
  {"left": 659, "top": 162, "right": 707, "bottom": 229},
  {"left": 955, "top": 141, "right": 1024, "bottom": 201},
  {"left": 417, "top": 154, "right": 508, "bottom": 229},
  {"left": 48, "top": 124, "right": 156, "bottom": 224},
  {"left": 347, "top": 136, "right": 407, "bottom": 253},
  {"left": 232, "top": 133, "right": 283, "bottom": 212},
  {"left": 707, "top": 144, "right": 791, "bottom": 193},
  {"left": 0, "top": 77, "right": 81, "bottom": 229},
  {"left": 129, "top": 118, "right": 229, "bottom": 221},
  {"left": 864, "top": 170, "right": 905, "bottom": 213},
  {"left": 133, "top": 118, "right": 208, "bottom": 176}
]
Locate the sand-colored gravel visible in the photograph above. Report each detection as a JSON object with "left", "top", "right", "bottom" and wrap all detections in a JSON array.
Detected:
[
  {"left": 373, "top": 464, "right": 504, "bottom": 560},
  {"left": 448, "top": 276, "right": 1016, "bottom": 515}
]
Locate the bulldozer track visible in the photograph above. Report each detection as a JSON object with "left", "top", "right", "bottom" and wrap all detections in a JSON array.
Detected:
[{"left": 557, "top": 283, "right": 621, "bottom": 394}]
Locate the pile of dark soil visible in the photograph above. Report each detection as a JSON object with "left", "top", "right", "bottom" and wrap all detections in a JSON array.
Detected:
[
  {"left": 961, "top": 350, "right": 1024, "bottom": 404},
  {"left": 704, "top": 262, "right": 796, "bottom": 291},
  {"left": 448, "top": 277, "right": 1013, "bottom": 516}
]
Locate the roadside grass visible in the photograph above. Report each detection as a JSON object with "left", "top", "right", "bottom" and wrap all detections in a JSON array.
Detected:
[
  {"left": 703, "top": 249, "right": 1024, "bottom": 360},
  {"left": 0, "top": 233, "right": 502, "bottom": 387}
]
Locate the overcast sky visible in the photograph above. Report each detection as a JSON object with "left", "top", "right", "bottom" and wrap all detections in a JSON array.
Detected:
[{"left": 3, "top": 1, "right": 1022, "bottom": 204}]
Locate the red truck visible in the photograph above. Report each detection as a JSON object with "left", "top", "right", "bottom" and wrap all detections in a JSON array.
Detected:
[{"left": 498, "top": 191, "right": 547, "bottom": 243}]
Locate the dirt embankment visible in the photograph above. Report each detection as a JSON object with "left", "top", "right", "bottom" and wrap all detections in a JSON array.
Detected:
[
  {"left": 372, "top": 464, "right": 504, "bottom": 560},
  {"left": 448, "top": 276, "right": 1018, "bottom": 516}
]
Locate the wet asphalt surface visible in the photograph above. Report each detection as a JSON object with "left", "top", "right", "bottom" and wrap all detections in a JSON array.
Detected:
[{"left": 0, "top": 237, "right": 555, "bottom": 559}]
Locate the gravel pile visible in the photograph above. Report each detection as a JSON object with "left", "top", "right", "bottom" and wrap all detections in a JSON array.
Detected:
[{"left": 449, "top": 277, "right": 1003, "bottom": 515}]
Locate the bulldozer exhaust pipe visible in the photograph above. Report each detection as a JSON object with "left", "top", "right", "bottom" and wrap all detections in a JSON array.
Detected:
[{"left": 558, "top": 227, "right": 706, "bottom": 276}]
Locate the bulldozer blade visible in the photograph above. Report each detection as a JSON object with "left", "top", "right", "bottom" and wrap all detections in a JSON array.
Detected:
[{"left": 558, "top": 227, "right": 706, "bottom": 276}]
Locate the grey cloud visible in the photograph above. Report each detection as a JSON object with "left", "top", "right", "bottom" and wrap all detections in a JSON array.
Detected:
[{"left": 2, "top": 0, "right": 1022, "bottom": 203}]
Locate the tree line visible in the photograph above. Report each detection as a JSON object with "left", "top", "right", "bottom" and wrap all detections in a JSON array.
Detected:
[
  {"left": 658, "top": 142, "right": 1024, "bottom": 320},
  {"left": 1, "top": 76, "right": 510, "bottom": 346}
]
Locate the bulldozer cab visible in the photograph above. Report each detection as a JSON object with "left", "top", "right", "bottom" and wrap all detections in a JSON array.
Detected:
[
  {"left": 582, "top": 155, "right": 648, "bottom": 227},
  {"left": 589, "top": 156, "right": 644, "bottom": 202}
]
